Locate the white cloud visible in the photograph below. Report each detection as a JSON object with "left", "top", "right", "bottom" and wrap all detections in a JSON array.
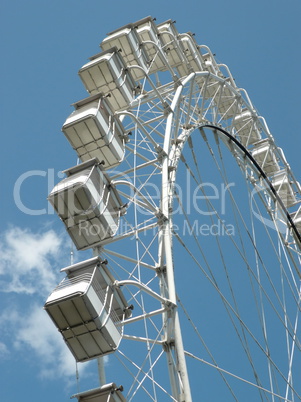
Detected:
[
  {"left": 0, "top": 341, "right": 9, "bottom": 358},
  {"left": 14, "top": 304, "right": 78, "bottom": 378},
  {"left": 0, "top": 226, "right": 68, "bottom": 295},
  {"left": 2, "top": 303, "right": 90, "bottom": 380},
  {"left": 0, "top": 226, "right": 92, "bottom": 382}
]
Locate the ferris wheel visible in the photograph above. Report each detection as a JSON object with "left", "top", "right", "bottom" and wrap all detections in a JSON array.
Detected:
[{"left": 44, "top": 16, "right": 301, "bottom": 401}]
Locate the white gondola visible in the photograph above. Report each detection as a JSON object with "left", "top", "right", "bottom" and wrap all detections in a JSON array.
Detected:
[
  {"left": 44, "top": 257, "right": 131, "bottom": 362},
  {"left": 201, "top": 75, "right": 219, "bottom": 99},
  {"left": 202, "top": 78, "right": 241, "bottom": 119},
  {"left": 157, "top": 19, "right": 189, "bottom": 77},
  {"left": 71, "top": 383, "right": 126, "bottom": 402},
  {"left": 100, "top": 24, "right": 149, "bottom": 81},
  {"left": 290, "top": 207, "right": 301, "bottom": 247},
  {"left": 78, "top": 48, "right": 136, "bottom": 111},
  {"left": 272, "top": 170, "right": 297, "bottom": 208},
  {"left": 48, "top": 158, "right": 125, "bottom": 250},
  {"left": 62, "top": 94, "right": 126, "bottom": 169},
  {"left": 233, "top": 108, "right": 262, "bottom": 146},
  {"left": 291, "top": 207, "right": 301, "bottom": 232},
  {"left": 134, "top": 16, "right": 167, "bottom": 74},
  {"left": 179, "top": 32, "right": 204, "bottom": 73},
  {"left": 216, "top": 82, "right": 241, "bottom": 120},
  {"left": 201, "top": 48, "right": 221, "bottom": 76},
  {"left": 251, "top": 138, "right": 280, "bottom": 175}
]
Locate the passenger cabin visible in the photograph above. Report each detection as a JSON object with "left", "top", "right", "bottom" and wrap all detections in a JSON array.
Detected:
[
  {"left": 272, "top": 170, "right": 297, "bottom": 208},
  {"left": 78, "top": 48, "right": 136, "bottom": 111},
  {"left": 200, "top": 47, "right": 221, "bottom": 77},
  {"left": 71, "top": 383, "right": 126, "bottom": 402},
  {"left": 100, "top": 23, "right": 149, "bottom": 81},
  {"left": 62, "top": 94, "right": 126, "bottom": 169},
  {"left": 251, "top": 138, "right": 280, "bottom": 176},
  {"left": 290, "top": 207, "right": 301, "bottom": 247},
  {"left": 157, "top": 19, "right": 189, "bottom": 77},
  {"left": 179, "top": 32, "right": 204, "bottom": 73},
  {"left": 202, "top": 77, "right": 241, "bottom": 119},
  {"left": 44, "top": 257, "right": 131, "bottom": 362},
  {"left": 48, "top": 159, "right": 125, "bottom": 250},
  {"left": 233, "top": 109, "right": 262, "bottom": 147},
  {"left": 216, "top": 81, "right": 241, "bottom": 120},
  {"left": 291, "top": 207, "right": 301, "bottom": 232},
  {"left": 134, "top": 16, "right": 167, "bottom": 74}
]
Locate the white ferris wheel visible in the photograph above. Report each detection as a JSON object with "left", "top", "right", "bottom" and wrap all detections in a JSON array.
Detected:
[{"left": 44, "top": 16, "right": 301, "bottom": 402}]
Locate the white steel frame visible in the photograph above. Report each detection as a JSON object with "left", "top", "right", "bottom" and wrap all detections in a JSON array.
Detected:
[{"left": 49, "top": 16, "right": 301, "bottom": 402}]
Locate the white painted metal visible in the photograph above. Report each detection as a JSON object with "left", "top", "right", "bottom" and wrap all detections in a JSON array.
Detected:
[
  {"left": 272, "top": 170, "right": 297, "bottom": 208},
  {"left": 199, "top": 45, "right": 222, "bottom": 76},
  {"left": 291, "top": 207, "right": 301, "bottom": 247},
  {"left": 160, "top": 81, "right": 193, "bottom": 402},
  {"left": 62, "top": 94, "right": 126, "bottom": 168},
  {"left": 233, "top": 108, "right": 262, "bottom": 146},
  {"left": 134, "top": 16, "right": 167, "bottom": 74},
  {"left": 157, "top": 19, "right": 189, "bottom": 77},
  {"left": 78, "top": 48, "right": 136, "bottom": 110},
  {"left": 116, "top": 279, "right": 173, "bottom": 305},
  {"left": 47, "top": 15, "right": 301, "bottom": 402},
  {"left": 71, "top": 383, "right": 126, "bottom": 402},
  {"left": 48, "top": 159, "right": 125, "bottom": 250},
  {"left": 100, "top": 24, "right": 149, "bottom": 81},
  {"left": 217, "top": 80, "right": 242, "bottom": 119},
  {"left": 252, "top": 138, "right": 280, "bottom": 175},
  {"left": 44, "top": 257, "right": 131, "bottom": 362},
  {"left": 291, "top": 207, "right": 301, "bottom": 232},
  {"left": 179, "top": 32, "right": 204, "bottom": 73}
]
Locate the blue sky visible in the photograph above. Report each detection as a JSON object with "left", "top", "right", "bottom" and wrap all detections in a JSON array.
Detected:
[{"left": 1, "top": 1, "right": 300, "bottom": 401}]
